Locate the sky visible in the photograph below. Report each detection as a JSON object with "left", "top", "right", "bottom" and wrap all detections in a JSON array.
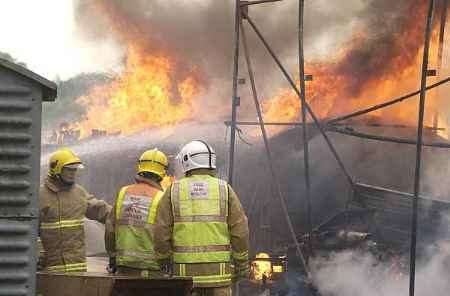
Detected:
[
  {"left": 0, "top": 0, "right": 123, "bottom": 80},
  {"left": 0, "top": 0, "right": 363, "bottom": 82},
  {"left": 0, "top": 0, "right": 365, "bottom": 82}
]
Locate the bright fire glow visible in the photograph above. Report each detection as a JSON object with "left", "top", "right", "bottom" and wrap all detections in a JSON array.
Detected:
[
  {"left": 251, "top": 252, "right": 272, "bottom": 281},
  {"left": 73, "top": 45, "right": 201, "bottom": 138},
  {"left": 262, "top": 1, "right": 448, "bottom": 135}
]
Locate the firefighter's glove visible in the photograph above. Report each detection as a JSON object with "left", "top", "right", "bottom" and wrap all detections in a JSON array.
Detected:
[
  {"left": 37, "top": 257, "right": 43, "bottom": 271},
  {"left": 158, "top": 259, "right": 172, "bottom": 277},
  {"left": 107, "top": 257, "right": 117, "bottom": 274}
]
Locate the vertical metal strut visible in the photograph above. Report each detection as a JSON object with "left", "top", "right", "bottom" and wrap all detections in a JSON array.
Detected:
[
  {"left": 244, "top": 14, "right": 354, "bottom": 187},
  {"left": 298, "top": 0, "right": 313, "bottom": 257},
  {"left": 228, "top": 0, "right": 241, "bottom": 186},
  {"left": 409, "top": 1, "right": 435, "bottom": 296},
  {"left": 240, "top": 15, "right": 310, "bottom": 276}
]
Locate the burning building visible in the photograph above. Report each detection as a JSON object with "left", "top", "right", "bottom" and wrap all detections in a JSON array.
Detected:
[{"left": 38, "top": 0, "right": 450, "bottom": 295}]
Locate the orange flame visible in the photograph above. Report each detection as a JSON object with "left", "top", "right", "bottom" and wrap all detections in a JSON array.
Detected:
[
  {"left": 73, "top": 45, "right": 201, "bottom": 138},
  {"left": 71, "top": 1, "right": 204, "bottom": 138},
  {"left": 251, "top": 252, "right": 272, "bottom": 281},
  {"left": 262, "top": 1, "right": 446, "bottom": 134}
]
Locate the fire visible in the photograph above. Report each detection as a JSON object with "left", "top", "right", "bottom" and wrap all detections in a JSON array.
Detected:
[
  {"left": 71, "top": 1, "right": 203, "bottom": 138},
  {"left": 251, "top": 252, "right": 272, "bottom": 281},
  {"left": 262, "top": 1, "right": 447, "bottom": 133},
  {"left": 73, "top": 45, "right": 201, "bottom": 138}
]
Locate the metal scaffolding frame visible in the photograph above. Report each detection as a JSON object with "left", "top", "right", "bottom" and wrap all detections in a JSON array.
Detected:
[{"left": 227, "top": 0, "right": 449, "bottom": 295}]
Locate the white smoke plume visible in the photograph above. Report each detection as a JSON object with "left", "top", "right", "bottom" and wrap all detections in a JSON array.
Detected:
[
  {"left": 310, "top": 211, "right": 450, "bottom": 296},
  {"left": 310, "top": 247, "right": 450, "bottom": 296}
]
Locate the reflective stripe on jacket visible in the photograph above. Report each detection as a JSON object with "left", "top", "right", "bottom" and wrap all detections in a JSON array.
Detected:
[
  {"left": 39, "top": 176, "right": 111, "bottom": 273},
  {"left": 154, "top": 169, "right": 250, "bottom": 288},
  {"left": 114, "top": 183, "right": 163, "bottom": 270},
  {"left": 171, "top": 175, "right": 232, "bottom": 286}
]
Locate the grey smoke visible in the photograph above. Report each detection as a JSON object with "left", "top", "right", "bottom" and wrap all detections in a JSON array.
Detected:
[
  {"left": 310, "top": 247, "right": 450, "bottom": 296},
  {"left": 310, "top": 212, "right": 450, "bottom": 296},
  {"left": 72, "top": 0, "right": 414, "bottom": 119}
]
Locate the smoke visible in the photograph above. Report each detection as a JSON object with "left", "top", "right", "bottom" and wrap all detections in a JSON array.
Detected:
[
  {"left": 310, "top": 211, "right": 450, "bottom": 296},
  {"left": 310, "top": 247, "right": 450, "bottom": 296},
  {"left": 72, "top": 0, "right": 424, "bottom": 121}
]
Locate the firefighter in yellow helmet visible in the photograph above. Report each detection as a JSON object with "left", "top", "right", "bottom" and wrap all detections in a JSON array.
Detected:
[
  {"left": 154, "top": 140, "right": 250, "bottom": 296},
  {"left": 39, "top": 148, "right": 111, "bottom": 273},
  {"left": 105, "top": 148, "right": 169, "bottom": 276}
]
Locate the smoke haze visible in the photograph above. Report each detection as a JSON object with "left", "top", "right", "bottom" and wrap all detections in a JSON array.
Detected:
[{"left": 72, "top": 0, "right": 424, "bottom": 121}]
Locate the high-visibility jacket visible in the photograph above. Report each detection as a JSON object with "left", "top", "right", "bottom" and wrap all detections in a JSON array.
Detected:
[
  {"left": 39, "top": 176, "right": 111, "bottom": 273},
  {"left": 154, "top": 170, "right": 249, "bottom": 288},
  {"left": 114, "top": 182, "right": 163, "bottom": 270},
  {"left": 171, "top": 175, "right": 232, "bottom": 286}
]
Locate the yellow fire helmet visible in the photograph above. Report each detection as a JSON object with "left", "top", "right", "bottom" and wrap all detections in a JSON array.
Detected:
[
  {"left": 48, "top": 148, "right": 83, "bottom": 177},
  {"left": 137, "top": 148, "right": 168, "bottom": 180}
]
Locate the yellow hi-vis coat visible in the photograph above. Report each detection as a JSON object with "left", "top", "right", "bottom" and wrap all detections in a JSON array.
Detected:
[
  {"left": 39, "top": 176, "right": 111, "bottom": 272},
  {"left": 154, "top": 170, "right": 249, "bottom": 288},
  {"left": 105, "top": 178, "right": 163, "bottom": 271}
]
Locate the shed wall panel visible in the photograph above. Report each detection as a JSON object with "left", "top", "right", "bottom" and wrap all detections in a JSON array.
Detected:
[{"left": 0, "top": 66, "right": 43, "bottom": 296}]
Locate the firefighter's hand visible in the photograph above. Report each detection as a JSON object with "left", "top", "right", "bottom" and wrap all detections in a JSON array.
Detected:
[
  {"left": 107, "top": 257, "right": 117, "bottom": 274},
  {"left": 159, "top": 259, "right": 172, "bottom": 277},
  {"left": 37, "top": 257, "right": 43, "bottom": 271}
]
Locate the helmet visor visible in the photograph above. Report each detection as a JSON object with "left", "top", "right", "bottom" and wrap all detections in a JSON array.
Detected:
[{"left": 64, "top": 163, "right": 85, "bottom": 170}]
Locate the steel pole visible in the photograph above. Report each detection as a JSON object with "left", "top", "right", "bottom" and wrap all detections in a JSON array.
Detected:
[
  {"left": 298, "top": 0, "right": 313, "bottom": 257},
  {"left": 228, "top": 0, "right": 241, "bottom": 186},
  {"left": 327, "top": 77, "right": 450, "bottom": 124},
  {"left": 437, "top": 0, "right": 448, "bottom": 71},
  {"left": 409, "top": 1, "right": 435, "bottom": 296},
  {"left": 327, "top": 125, "right": 450, "bottom": 148},
  {"left": 240, "top": 17, "right": 311, "bottom": 277},
  {"left": 244, "top": 14, "right": 354, "bottom": 187}
]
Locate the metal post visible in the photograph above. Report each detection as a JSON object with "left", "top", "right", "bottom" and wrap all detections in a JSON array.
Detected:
[
  {"left": 409, "top": 1, "right": 435, "bottom": 296},
  {"left": 298, "top": 0, "right": 313, "bottom": 257},
  {"left": 327, "top": 77, "right": 450, "bottom": 124},
  {"left": 438, "top": 0, "right": 448, "bottom": 72},
  {"left": 228, "top": 0, "right": 241, "bottom": 186},
  {"left": 240, "top": 17, "right": 310, "bottom": 276},
  {"left": 436, "top": 0, "right": 448, "bottom": 136},
  {"left": 244, "top": 14, "right": 354, "bottom": 187},
  {"left": 224, "top": 120, "right": 306, "bottom": 126},
  {"left": 240, "top": 0, "right": 282, "bottom": 6},
  {"left": 327, "top": 125, "right": 450, "bottom": 148}
]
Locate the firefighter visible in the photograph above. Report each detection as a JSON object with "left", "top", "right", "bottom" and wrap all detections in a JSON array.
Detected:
[
  {"left": 105, "top": 148, "right": 168, "bottom": 277},
  {"left": 39, "top": 148, "right": 111, "bottom": 273},
  {"left": 154, "top": 140, "right": 250, "bottom": 296}
]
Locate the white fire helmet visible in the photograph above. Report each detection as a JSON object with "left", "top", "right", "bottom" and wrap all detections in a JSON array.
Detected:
[{"left": 177, "top": 140, "right": 217, "bottom": 174}]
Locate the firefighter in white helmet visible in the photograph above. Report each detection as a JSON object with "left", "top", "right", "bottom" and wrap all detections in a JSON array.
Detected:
[
  {"left": 39, "top": 148, "right": 111, "bottom": 273},
  {"left": 154, "top": 140, "right": 249, "bottom": 296},
  {"left": 105, "top": 148, "right": 169, "bottom": 276}
]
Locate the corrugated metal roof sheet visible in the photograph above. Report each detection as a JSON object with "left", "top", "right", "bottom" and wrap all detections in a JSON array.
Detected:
[
  {"left": 353, "top": 183, "right": 450, "bottom": 246},
  {"left": 0, "top": 58, "right": 56, "bottom": 101}
]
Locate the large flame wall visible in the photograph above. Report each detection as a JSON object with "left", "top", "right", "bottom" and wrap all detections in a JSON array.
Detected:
[{"left": 69, "top": 0, "right": 449, "bottom": 138}]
